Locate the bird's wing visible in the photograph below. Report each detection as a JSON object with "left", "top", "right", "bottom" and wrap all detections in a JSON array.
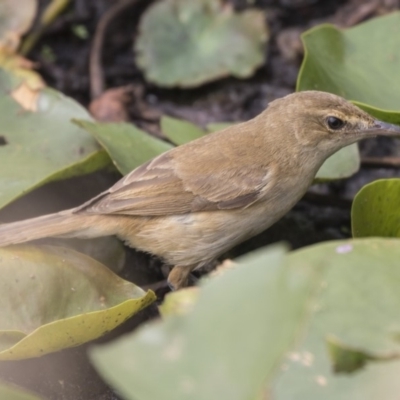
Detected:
[{"left": 77, "top": 148, "right": 274, "bottom": 216}]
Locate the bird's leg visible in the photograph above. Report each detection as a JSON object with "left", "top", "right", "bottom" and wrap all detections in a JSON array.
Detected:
[{"left": 167, "top": 264, "right": 196, "bottom": 291}]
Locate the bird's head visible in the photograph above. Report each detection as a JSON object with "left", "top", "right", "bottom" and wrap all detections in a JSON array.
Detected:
[{"left": 265, "top": 91, "right": 400, "bottom": 156}]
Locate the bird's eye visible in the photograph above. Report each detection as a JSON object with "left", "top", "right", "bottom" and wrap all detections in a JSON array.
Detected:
[{"left": 326, "top": 116, "right": 345, "bottom": 130}]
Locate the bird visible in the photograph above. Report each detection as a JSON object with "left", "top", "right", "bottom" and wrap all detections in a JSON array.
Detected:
[{"left": 0, "top": 91, "right": 399, "bottom": 289}]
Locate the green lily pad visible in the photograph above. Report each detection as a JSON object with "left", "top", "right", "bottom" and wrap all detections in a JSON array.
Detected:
[
  {"left": 90, "top": 244, "right": 318, "bottom": 400},
  {"left": 135, "top": 0, "right": 268, "bottom": 87},
  {"left": 158, "top": 287, "right": 200, "bottom": 317},
  {"left": 0, "top": 245, "right": 155, "bottom": 360},
  {"left": 297, "top": 12, "right": 400, "bottom": 119},
  {"left": 352, "top": 179, "right": 400, "bottom": 238},
  {"left": 41, "top": 236, "right": 126, "bottom": 274},
  {"left": 0, "top": 382, "right": 42, "bottom": 400},
  {"left": 0, "top": 68, "right": 109, "bottom": 210},
  {"left": 161, "top": 116, "right": 205, "bottom": 145},
  {"left": 314, "top": 144, "right": 360, "bottom": 181},
  {"left": 206, "top": 122, "right": 235, "bottom": 132},
  {"left": 91, "top": 237, "right": 400, "bottom": 399},
  {"left": 274, "top": 238, "right": 400, "bottom": 400},
  {"left": 75, "top": 120, "right": 173, "bottom": 175}
]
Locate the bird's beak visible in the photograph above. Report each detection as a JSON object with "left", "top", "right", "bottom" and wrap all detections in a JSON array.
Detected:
[{"left": 365, "top": 120, "right": 400, "bottom": 137}]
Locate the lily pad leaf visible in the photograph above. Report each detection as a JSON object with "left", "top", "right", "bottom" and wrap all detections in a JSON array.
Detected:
[
  {"left": 206, "top": 122, "right": 235, "bottom": 132},
  {"left": 90, "top": 244, "right": 318, "bottom": 400},
  {"left": 135, "top": 0, "right": 268, "bottom": 87},
  {"left": 75, "top": 120, "right": 173, "bottom": 175},
  {"left": 39, "top": 236, "right": 126, "bottom": 274},
  {"left": 274, "top": 238, "right": 400, "bottom": 400},
  {"left": 297, "top": 13, "right": 400, "bottom": 118},
  {"left": 352, "top": 179, "right": 400, "bottom": 238},
  {"left": 315, "top": 144, "right": 360, "bottom": 181},
  {"left": 158, "top": 287, "right": 200, "bottom": 317},
  {"left": 161, "top": 116, "right": 205, "bottom": 145},
  {"left": 0, "top": 68, "right": 109, "bottom": 211},
  {"left": 0, "top": 245, "right": 155, "bottom": 360}
]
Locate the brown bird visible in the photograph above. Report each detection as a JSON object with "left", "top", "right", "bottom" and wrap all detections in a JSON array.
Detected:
[{"left": 0, "top": 91, "right": 399, "bottom": 289}]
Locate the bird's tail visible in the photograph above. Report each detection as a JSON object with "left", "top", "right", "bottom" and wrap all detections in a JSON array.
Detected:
[{"left": 0, "top": 211, "right": 103, "bottom": 247}]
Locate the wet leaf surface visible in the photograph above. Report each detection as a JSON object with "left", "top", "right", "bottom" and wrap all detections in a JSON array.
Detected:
[
  {"left": 91, "top": 244, "right": 317, "bottom": 400},
  {"left": 298, "top": 12, "right": 400, "bottom": 121},
  {"left": 0, "top": 245, "right": 155, "bottom": 360},
  {"left": 75, "top": 120, "right": 173, "bottom": 175},
  {"left": 0, "top": 69, "right": 109, "bottom": 211},
  {"left": 135, "top": 0, "right": 268, "bottom": 87},
  {"left": 352, "top": 178, "right": 400, "bottom": 238},
  {"left": 274, "top": 239, "right": 400, "bottom": 400}
]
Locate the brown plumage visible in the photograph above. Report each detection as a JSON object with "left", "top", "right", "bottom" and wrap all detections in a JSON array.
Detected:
[{"left": 0, "top": 91, "right": 399, "bottom": 289}]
